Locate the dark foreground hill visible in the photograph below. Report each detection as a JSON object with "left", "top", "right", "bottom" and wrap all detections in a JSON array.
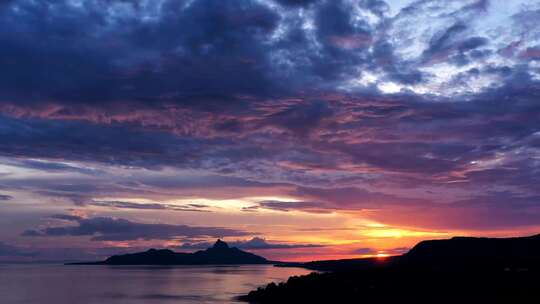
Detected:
[
  {"left": 402, "top": 233, "right": 540, "bottom": 269},
  {"left": 241, "top": 234, "right": 540, "bottom": 303},
  {"left": 70, "top": 239, "right": 270, "bottom": 265}
]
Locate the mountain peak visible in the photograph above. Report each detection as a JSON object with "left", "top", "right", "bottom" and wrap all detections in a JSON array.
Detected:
[
  {"left": 72, "top": 238, "right": 269, "bottom": 265},
  {"left": 212, "top": 239, "right": 229, "bottom": 250}
]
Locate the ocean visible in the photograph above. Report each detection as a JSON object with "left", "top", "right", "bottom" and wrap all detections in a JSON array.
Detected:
[{"left": 0, "top": 264, "right": 311, "bottom": 303}]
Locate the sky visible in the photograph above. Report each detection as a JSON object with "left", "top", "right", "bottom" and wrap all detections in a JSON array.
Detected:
[{"left": 0, "top": 0, "right": 540, "bottom": 262}]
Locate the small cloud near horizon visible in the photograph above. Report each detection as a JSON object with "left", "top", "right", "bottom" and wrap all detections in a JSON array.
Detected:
[{"left": 180, "top": 237, "right": 325, "bottom": 250}]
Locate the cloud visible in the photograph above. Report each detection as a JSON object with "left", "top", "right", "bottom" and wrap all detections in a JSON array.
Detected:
[
  {"left": 246, "top": 200, "right": 332, "bottom": 213},
  {"left": 0, "top": 194, "right": 12, "bottom": 201},
  {"left": 0, "top": 0, "right": 396, "bottom": 113},
  {"left": 89, "top": 200, "right": 206, "bottom": 211},
  {"left": 0, "top": 242, "right": 36, "bottom": 257},
  {"left": 88, "top": 200, "right": 210, "bottom": 212},
  {"left": 22, "top": 215, "right": 247, "bottom": 241},
  {"left": 352, "top": 247, "right": 378, "bottom": 255},
  {"left": 274, "top": 0, "right": 319, "bottom": 7},
  {"left": 421, "top": 21, "right": 468, "bottom": 63},
  {"left": 352, "top": 246, "right": 408, "bottom": 255},
  {"left": 0, "top": 0, "right": 539, "bottom": 244},
  {"left": 366, "top": 191, "right": 540, "bottom": 231},
  {"left": 0, "top": 115, "right": 207, "bottom": 169},
  {"left": 20, "top": 230, "right": 42, "bottom": 237},
  {"left": 264, "top": 101, "right": 334, "bottom": 136},
  {"left": 14, "top": 159, "right": 103, "bottom": 175},
  {"left": 180, "top": 237, "right": 324, "bottom": 250},
  {"left": 293, "top": 186, "right": 430, "bottom": 209},
  {"left": 0, "top": 0, "right": 285, "bottom": 107},
  {"left": 50, "top": 214, "right": 84, "bottom": 221}
]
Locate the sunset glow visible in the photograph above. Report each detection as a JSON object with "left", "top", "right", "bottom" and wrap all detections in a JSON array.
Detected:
[{"left": 1, "top": 0, "right": 540, "bottom": 263}]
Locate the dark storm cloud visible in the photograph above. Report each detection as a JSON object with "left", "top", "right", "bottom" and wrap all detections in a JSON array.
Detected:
[
  {"left": 421, "top": 22, "right": 468, "bottom": 61},
  {"left": 0, "top": 0, "right": 531, "bottom": 114},
  {"left": 22, "top": 215, "right": 247, "bottom": 241},
  {"left": 0, "top": 114, "right": 212, "bottom": 169},
  {"left": 0, "top": 0, "right": 388, "bottom": 108},
  {"left": 274, "top": 0, "right": 320, "bottom": 7},
  {"left": 423, "top": 25, "right": 489, "bottom": 66},
  {"left": 0, "top": 0, "right": 382, "bottom": 110},
  {"left": 0, "top": 0, "right": 286, "bottom": 107},
  {"left": 264, "top": 101, "right": 334, "bottom": 136},
  {"left": 305, "top": 0, "right": 381, "bottom": 82},
  {"left": 1, "top": 76, "right": 539, "bottom": 195},
  {"left": 0, "top": 0, "right": 539, "bottom": 234},
  {"left": 180, "top": 237, "right": 324, "bottom": 250}
]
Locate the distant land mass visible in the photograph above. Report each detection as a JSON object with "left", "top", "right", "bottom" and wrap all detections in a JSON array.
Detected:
[
  {"left": 70, "top": 239, "right": 270, "bottom": 265},
  {"left": 241, "top": 234, "right": 540, "bottom": 303}
]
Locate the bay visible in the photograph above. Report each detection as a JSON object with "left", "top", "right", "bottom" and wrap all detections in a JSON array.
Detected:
[{"left": 0, "top": 264, "right": 311, "bottom": 304}]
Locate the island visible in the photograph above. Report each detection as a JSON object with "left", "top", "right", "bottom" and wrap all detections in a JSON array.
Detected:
[
  {"left": 241, "top": 234, "right": 540, "bottom": 303},
  {"left": 69, "top": 239, "right": 271, "bottom": 265}
]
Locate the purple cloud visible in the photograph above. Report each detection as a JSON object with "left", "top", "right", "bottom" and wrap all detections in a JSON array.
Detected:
[
  {"left": 180, "top": 237, "right": 324, "bottom": 250},
  {"left": 0, "top": 242, "right": 36, "bottom": 257},
  {"left": 88, "top": 200, "right": 211, "bottom": 212},
  {"left": 22, "top": 215, "right": 248, "bottom": 241},
  {"left": 0, "top": 194, "right": 12, "bottom": 201},
  {"left": 0, "top": 0, "right": 538, "bottom": 250}
]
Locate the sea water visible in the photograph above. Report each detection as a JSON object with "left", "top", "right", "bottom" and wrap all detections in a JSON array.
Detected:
[{"left": 0, "top": 264, "right": 311, "bottom": 303}]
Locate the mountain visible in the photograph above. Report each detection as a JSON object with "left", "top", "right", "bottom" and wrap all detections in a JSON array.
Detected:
[
  {"left": 276, "top": 257, "right": 396, "bottom": 272},
  {"left": 70, "top": 239, "right": 270, "bottom": 265},
  {"left": 401, "top": 234, "right": 540, "bottom": 270},
  {"left": 241, "top": 234, "right": 540, "bottom": 303},
  {"left": 277, "top": 234, "right": 540, "bottom": 272}
]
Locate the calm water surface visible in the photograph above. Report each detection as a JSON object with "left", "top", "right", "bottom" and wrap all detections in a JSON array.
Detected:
[{"left": 0, "top": 264, "right": 312, "bottom": 304}]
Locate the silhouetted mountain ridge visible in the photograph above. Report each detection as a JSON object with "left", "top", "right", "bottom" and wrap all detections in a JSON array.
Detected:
[
  {"left": 70, "top": 239, "right": 270, "bottom": 265},
  {"left": 402, "top": 233, "right": 540, "bottom": 270},
  {"left": 241, "top": 233, "right": 540, "bottom": 303}
]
